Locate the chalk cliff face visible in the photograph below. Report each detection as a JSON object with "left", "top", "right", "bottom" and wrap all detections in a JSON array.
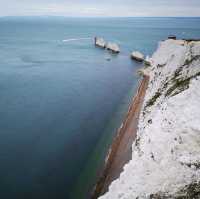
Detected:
[{"left": 99, "top": 40, "right": 200, "bottom": 199}]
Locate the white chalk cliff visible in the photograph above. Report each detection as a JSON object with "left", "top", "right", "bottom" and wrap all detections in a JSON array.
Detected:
[{"left": 99, "top": 39, "right": 200, "bottom": 199}]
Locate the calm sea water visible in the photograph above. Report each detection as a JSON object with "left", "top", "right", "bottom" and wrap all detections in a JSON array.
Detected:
[{"left": 0, "top": 17, "right": 199, "bottom": 199}]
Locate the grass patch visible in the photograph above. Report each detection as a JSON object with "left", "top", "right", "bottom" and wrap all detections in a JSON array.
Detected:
[
  {"left": 165, "top": 72, "right": 200, "bottom": 97},
  {"left": 183, "top": 55, "right": 200, "bottom": 66},
  {"left": 185, "top": 162, "right": 200, "bottom": 169},
  {"left": 145, "top": 91, "right": 161, "bottom": 108},
  {"left": 176, "top": 181, "right": 200, "bottom": 199},
  {"left": 157, "top": 63, "right": 166, "bottom": 68},
  {"left": 165, "top": 77, "right": 190, "bottom": 97},
  {"left": 147, "top": 181, "right": 200, "bottom": 199}
]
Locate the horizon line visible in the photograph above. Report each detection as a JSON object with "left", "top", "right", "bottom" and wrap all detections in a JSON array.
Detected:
[{"left": 1, "top": 15, "right": 200, "bottom": 18}]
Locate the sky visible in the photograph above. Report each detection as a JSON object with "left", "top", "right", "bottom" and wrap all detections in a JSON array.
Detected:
[{"left": 0, "top": 0, "right": 200, "bottom": 17}]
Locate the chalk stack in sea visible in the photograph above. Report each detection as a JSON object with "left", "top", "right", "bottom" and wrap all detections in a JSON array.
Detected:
[
  {"left": 94, "top": 37, "right": 120, "bottom": 54},
  {"left": 131, "top": 51, "right": 145, "bottom": 62},
  {"left": 106, "top": 42, "right": 120, "bottom": 53},
  {"left": 95, "top": 37, "right": 106, "bottom": 48}
]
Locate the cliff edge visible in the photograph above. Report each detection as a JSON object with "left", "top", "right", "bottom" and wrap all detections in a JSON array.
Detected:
[{"left": 99, "top": 39, "right": 200, "bottom": 199}]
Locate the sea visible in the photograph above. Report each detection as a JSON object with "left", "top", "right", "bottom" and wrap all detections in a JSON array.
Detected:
[{"left": 0, "top": 17, "right": 199, "bottom": 199}]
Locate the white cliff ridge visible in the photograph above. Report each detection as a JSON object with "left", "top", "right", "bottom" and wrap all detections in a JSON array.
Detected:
[{"left": 99, "top": 39, "right": 200, "bottom": 199}]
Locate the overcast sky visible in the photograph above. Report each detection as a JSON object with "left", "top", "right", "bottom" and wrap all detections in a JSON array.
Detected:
[{"left": 0, "top": 0, "right": 200, "bottom": 17}]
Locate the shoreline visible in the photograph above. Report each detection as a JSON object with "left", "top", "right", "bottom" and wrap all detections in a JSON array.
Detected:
[{"left": 91, "top": 75, "right": 149, "bottom": 199}]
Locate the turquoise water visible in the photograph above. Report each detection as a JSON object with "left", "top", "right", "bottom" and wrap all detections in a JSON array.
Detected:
[{"left": 0, "top": 17, "right": 200, "bottom": 199}]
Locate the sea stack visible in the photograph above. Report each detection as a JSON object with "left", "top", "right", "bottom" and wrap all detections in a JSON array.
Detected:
[
  {"left": 106, "top": 42, "right": 120, "bottom": 53},
  {"left": 131, "top": 51, "right": 145, "bottom": 62},
  {"left": 144, "top": 55, "right": 152, "bottom": 66},
  {"left": 94, "top": 37, "right": 106, "bottom": 48}
]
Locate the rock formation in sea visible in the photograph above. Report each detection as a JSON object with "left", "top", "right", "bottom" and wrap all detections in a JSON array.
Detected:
[
  {"left": 99, "top": 39, "right": 200, "bottom": 199},
  {"left": 95, "top": 37, "right": 106, "bottom": 48},
  {"left": 131, "top": 51, "right": 145, "bottom": 62},
  {"left": 94, "top": 37, "right": 120, "bottom": 53},
  {"left": 106, "top": 42, "right": 120, "bottom": 53},
  {"left": 144, "top": 55, "right": 152, "bottom": 66}
]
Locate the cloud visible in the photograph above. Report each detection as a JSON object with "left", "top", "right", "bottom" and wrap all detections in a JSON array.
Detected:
[{"left": 0, "top": 0, "right": 199, "bottom": 17}]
